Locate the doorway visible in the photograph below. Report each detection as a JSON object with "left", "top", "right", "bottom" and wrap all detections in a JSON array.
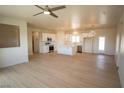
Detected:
[
  {"left": 98, "top": 36, "right": 105, "bottom": 53},
  {"left": 32, "top": 31, "right": 40, "bottom": 53}
]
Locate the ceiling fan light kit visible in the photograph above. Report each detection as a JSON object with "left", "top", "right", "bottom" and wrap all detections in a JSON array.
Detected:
[{"left": 44, "top": 11, "right": 50, "bottom": 15}]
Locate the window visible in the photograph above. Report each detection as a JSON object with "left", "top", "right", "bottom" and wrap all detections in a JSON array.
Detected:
[
  {"left": 99, "top": 37, "right": 105, "bottom": 51},
  {"left": 72, "top": 35, "right": 80, "bottom": 43}
]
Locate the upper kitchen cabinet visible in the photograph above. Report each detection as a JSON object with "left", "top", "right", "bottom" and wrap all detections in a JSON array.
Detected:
[{"left": 41, "top": 33, "right": 56, "bottom": 42}]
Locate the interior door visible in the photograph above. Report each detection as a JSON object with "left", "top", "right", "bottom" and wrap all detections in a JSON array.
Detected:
[{"left": 84, "top": 38, "right": 93, "bottom": 53}]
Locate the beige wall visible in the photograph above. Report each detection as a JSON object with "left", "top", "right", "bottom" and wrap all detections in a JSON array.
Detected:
[
  {"left": 56, "top": 31, "right": 65, "bottom": 49},
  {"left": 0, "top": 16, "right": 28, "bottom": 68},
  {"left": 115, "top": 11, "right": 124, "bottom": 87}
]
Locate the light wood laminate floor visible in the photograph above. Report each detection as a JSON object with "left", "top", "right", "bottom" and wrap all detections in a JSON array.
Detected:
[{"left": 0, "top": 53, "right": 121, "bottom": 88}]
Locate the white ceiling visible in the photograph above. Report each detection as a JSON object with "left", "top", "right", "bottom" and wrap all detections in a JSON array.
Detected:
[{"left": 0, "top": 5, "right": 123, "bottom": 31}]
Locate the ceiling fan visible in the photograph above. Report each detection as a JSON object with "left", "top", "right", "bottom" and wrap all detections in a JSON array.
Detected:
[{"left": 33, "top": 5, "right": 66, "bottom": 18}]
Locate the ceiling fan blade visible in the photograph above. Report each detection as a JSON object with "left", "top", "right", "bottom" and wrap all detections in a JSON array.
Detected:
[
  {"left": 50, "top": 12, "right": 58, "bottom": 18},
  {"left": 35, "top": 5, "right": 45, "bottom": 10},
  {"left": 33, "top": 12, "right": 44, "bottom": 16},
  {"left": 50, "top": 6, "right": 66, "bottom": 11}
]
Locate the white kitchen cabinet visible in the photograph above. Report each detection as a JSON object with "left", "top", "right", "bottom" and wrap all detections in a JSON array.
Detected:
[
  {"left": 42, "top": 33, "right": 48, "bottom": 41},
  {"left": 42, "top": 33, "right": 56, "bottom": 42},
  {"left": 40, "top": 42, "right": 49, "bottom": 53}
]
